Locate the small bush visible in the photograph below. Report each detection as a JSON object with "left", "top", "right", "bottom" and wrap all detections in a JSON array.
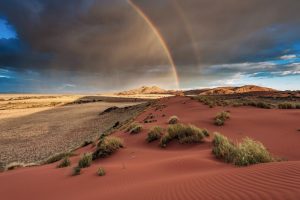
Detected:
[
  {"left": 212, "top": 133, "right": 274, "bottom": 166},
  {"left": 78, "top": 153, "right": 93, "bottom": 168},
  {"left": 168, "top": 116, "right": 179, "bottom": 124},
  {"left": 212, "top": 133, "right": 237, "bottom": 163},
  {"left": 72, "top": 166, "right": 81, "bottom": 176},
  {"left": 296, "top": 104, "right": 300, "bottom": 109},
  {"left": 214, "top": 111, "right": 230, "bottom": 126},
  {"left": 160, "top": 124, "right": 206, "bottom": 147},
  {"left": 57, "top": 157, "right": 71, "bottom": 168},
  {"left": 92, "top": 136, "right": 124, "bottom": 160},
  {"left": 216, "top": 111, "right": 230, "bottom": 120},
  {"left": 130, "top": 124, "right": 143, "bottom": 134},
  {"left": 146, "top": 126, "right": 163, "bottom": 143},
  {"left": 97, "top": 167, "right": 106, "bottom": 176},
  {"left": 234, "top": 138, "right": 274, "bottom": 166}
]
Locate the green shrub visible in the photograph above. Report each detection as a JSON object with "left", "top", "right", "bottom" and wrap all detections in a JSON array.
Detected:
[
  {"left": 57, "top": 157, "right": 71, "bottom": 168},
  {"left": 256, "top": 102, "right": 272, "bottom": 109},
  {"left": 130, "top": 124, "right": 143, "bottom": 134},
  {"left": 146, "top": 126, "right": 163, "bottom": 143},
  {"left": 296, "top": 104, "right": 300, "bottom": 109},
  {"left": 97, "top": 167, "right": 106, "bottom": 176},
  {"left": 212, "top": 133, "right": 274, "bottom": 166},
  {"left": 160, "top": 124, "right": 206, "bottom": 147},
  {"left": 72, "top": 166, "right": 81, "bottom": 176},
  {"left": 214, "top": 111, "right": 230, "bottom": 126},
  {"left": 216, "top": 111, "right": 230, "bottom": 120},
  {"left": 126, "top": 122, "right": 139, "bottom": 132},
  {"left": 92, "top": 136, "right": 124, "bottom": 160},
  {"left": 234, "top": 138, "right": 274, "bottom": 166},
  {"left": 212, "top": 133, "right": 237, "bottom": 163},
  {"left": 78, "top": 153, "right": 93, "bottom": 168},
  {"left": 168, "top": 116, "right": 179, "bottom": 124}
]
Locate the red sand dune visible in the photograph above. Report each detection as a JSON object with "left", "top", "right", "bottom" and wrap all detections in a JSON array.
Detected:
[{"left": 1, "top": 96, "right": 300, "bottom": 200}]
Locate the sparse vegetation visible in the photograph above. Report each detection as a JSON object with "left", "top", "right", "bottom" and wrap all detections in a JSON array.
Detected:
[
  {"left": 278, "top": 102, "right": 294, "bottom": 109},
  {"left": 214, "top": 111, "right": 230, "bottom": 126},
  {"left": 192, "top": 93, "right": 300, "bottom": 110},
  {"left": 146, "top": 126, "right": 164, "bottom": 143},
  {"left": 168, "top": 116, "right": 179, "bottom": 124},
  {"left": 127, "top": 122, "right": 143, "bottom": 134},
  {"left": 5, "top": 162, "right": 26, "bottom": 171},
  {"left": 72, "top": 166, "right": 81, "bottom": 176},
  {"left": 92, "top": 136, "right": 124, "bottom": 160},
  {"left": 160, "top": 124, "right": 209, "bottom": 148},
  {"left": 78, "top": 153, "right": 93, "bottom": 168},
  {"left": 44, "top": 152, "right": 76, "bottom": 164},
  {"left": 212, "top": 133, "right": 274, "bottom": 166},
  {"left": 97, "top": 167, "right": 106, "bottom": 176},
  {"left": 57, "top": 157, "right": 71, "bottom": 168}
]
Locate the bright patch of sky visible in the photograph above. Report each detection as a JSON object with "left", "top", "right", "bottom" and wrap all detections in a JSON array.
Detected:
[{"left": 0, "top": 18, "right": 17, "bottom": 39}]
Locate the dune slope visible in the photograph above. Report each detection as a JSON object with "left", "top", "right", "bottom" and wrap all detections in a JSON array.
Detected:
[{"left": 0, "top": 96, "right": 300, "bottom": 200}]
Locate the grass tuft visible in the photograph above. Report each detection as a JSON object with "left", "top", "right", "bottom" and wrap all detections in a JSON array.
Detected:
[
  {"left": 72, "top": 166, "right": 81, "bottom": 176},
  {"left": 160, "top": 124, "right": 206, "bottom": 148},
  {"left": 146, "top": 126, "right": 164, "bottom": 143},
  {"left": 214, "top": 111, "right": 230, "bottom": 126},
  {"left": 78, "top": 153, "right": 93, "bottom": 168},
  {"left": 168, "top": 116, "right": 179, "bottom": 124},
  {"left": 44, "top": 152, "right": 76, "bottom": 164},
  {"left": 212, "top": 133, "right": 274, "bottom": 166},
  {"left": 127, "top": 122, "right": 143, "bottom": 134},
  {"left": 97, "top": 167, "right": 106, "bottom": 176},
  {"left": 92, "top": 136, "right": 124, "bottom": 160},
  {"left": 57, "top": 157, "right": 71, "bottom": 168}
]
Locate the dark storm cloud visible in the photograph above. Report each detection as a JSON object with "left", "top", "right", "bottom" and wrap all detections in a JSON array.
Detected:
[{"left": 0, "top": 0, "right": 300, "bottom": 91}]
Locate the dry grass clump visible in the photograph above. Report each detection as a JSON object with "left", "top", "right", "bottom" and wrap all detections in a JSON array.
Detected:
[
  {"left": 4, "top": 162, "right": 38, "bottom": 171},
  {"left": 5, "top": 162, "right": 26, "bottom": 171},
  {"left": 78, "top": 153, "right": 93, "bottom": 168},
  {"left": 214, "top": 111, "right": 230, "bottom": 126},
  {"left": 57, "top": 157, "right": 71, "bottom": 168},
  {"left": 212, "top": 133, "right": 274, "bottom": 166},
  {"left": 44, "top": 152, "right": 76, "bottom": 164},
  {"left": 72, "top": 166, "right": 81, "bottom": 176},
  {"left": 127, "top": 122, "right": 143, "bottom": 134},
  {"left": 92, "top": 136, "right": 124, "bottom": 160},
  {"left": 97, "top": 167, "right": 106, "bottom": 176},
  {"left": 168, "top": 116, "right": 179, "bottom": 124},
  {"left": 146, "top": 126, "right": 164, "bottom": 143},
  {"left": 160, "top": 124, "right": 209, "bottom": 148},
  {"left": 278, "top": 102, "right": 295, "bottom": 109}
]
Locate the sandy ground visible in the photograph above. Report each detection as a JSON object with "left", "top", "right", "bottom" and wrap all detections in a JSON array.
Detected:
[
  {"left": 0, "top": 99, "right": 144, "bottom": 167},
  {"left": 0, "top": 96, "right": 300, "bottom": 200}
]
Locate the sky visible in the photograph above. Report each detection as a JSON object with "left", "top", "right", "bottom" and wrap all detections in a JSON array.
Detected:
[{"left": 0, "top": 0, "right": 299, "bottom": 93}]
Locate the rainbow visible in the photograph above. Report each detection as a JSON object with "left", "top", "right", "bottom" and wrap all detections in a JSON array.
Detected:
[
  {"left": 127, "top": 0, "right": 180, "bottom": 88},
  {"left": 173, "top": 0, "right": 200, "bottom": 65}
]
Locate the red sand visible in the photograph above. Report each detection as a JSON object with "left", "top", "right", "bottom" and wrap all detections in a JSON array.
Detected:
[{"left": 1, "top": 96, "right": 300, "bottom": 200}]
